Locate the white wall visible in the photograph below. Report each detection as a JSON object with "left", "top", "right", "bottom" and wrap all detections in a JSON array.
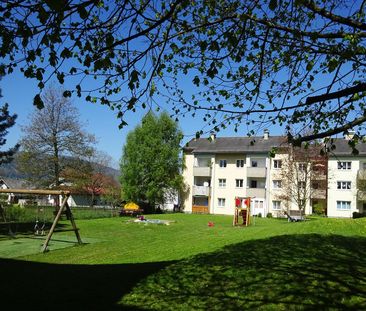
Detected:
[
  {"left": 211, "top": 154, "right": 247, "bottom": 215},
  {"left": 327, "top": 158, "right": 359, "bottom": 217},
  {"left": 182, "top": 153, "right": 194, "bottom": 212}
]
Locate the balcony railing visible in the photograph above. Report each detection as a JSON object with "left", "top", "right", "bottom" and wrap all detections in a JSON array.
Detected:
[
  {"left": 247, "top": 167, "right": 267, "bottom": 178},
  {"left": 358, "top": 191, "right": 366, "bottom": 200},
  {"left": 193, "top": 166, "right": 211, "bottom": 176},
  {"left": 192, "top": 205, "right": 209, "bottom": 214},
  {"left": 311, "top": 189, "right": 326, "bottom": 199},
  {"left": 192, "top": 185, "right": 210, "bottom": 196},
  {"left": 358, "top": 169, "right": 366, "bottom": 179},
  {"left": 246, "top": 188, "right": 266, "bottom": 198}
]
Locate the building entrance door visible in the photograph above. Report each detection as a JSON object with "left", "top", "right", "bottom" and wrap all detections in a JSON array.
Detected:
[{"left": 251, "top": 198, "right": 265, "bottom": 216}]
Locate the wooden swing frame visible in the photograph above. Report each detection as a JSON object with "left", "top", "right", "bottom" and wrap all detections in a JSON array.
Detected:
[{"left": 0, "top": 188, "right": 82, "bottom": 253}]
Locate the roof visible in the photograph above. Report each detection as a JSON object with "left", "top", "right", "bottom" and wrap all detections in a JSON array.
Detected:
[
  {"left": 184, "top": 135, "right": 366, "bottom": 156},
  {"left": 329, "top": 138, "right": 366, "bottom": 156},
  {"left": 183, "top": 136, "right": 288, "bottom": 154},
  {"left": 0, "top": 178, "right": 29, "bottom": 189}
]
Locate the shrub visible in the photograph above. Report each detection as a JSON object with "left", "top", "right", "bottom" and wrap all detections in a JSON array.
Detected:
[
  {"left": 353, "top": 212, "right": 366, "bottom": 219},
  {"left": 5, "top": 205, "right": 26, "bottom": 222},
  {"left": 266, "top": 213, "right": 272, "bottom": 218},
  {"left": 257, "top": 213, "right": 262, "bottom": 218},
  {"left": 313, "top": 204, "right": 325, "bottom": 215}
]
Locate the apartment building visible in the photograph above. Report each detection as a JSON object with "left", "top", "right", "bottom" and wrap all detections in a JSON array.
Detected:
[
  {"left": 327, "top": 138, "right": 366, "bottom": 217},
  {"left": 182, "top": 132, "right": 366, "bottom": 218}
]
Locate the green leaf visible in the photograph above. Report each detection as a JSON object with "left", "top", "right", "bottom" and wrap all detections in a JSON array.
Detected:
[
  {"left": 269, "top": 0, "right": 277, "bottom": 11},
  {"left": 63, "top": 90, "right": 72, "bottom": 97},
  {"left": 77, "top": 5, "right": 88, "bottom": 19},
  {"left": 33, "top": 94, "right": 44, "bottom": 109},
  {"left": 327, "top": 58, "right": 339, "bottom": 73}
]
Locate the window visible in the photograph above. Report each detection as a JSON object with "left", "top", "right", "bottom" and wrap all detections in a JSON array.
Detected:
[
  {"left": 273, "top": 180, "right": 282, "bottom": 189},
  {"left": 337, "top": 181, "right": 351, "bottom": 190},
  {"left": 337, "top": 201, "right": 351, "bottom": 210},
  {"left": 272, "top": 200, "right": 281, "bottom": 210},
  {"left": 299, "top": 181, "right": 306, "bottom": 189},
  {"left": 337, "top": 161, "right": 351, "bottom": 170},
  {"left": 218, "top": 198, "right": 226, "bottom": 207},
  {"left": 218, "top": 178, "right": 226, "bottom": 188},
  {"left": 250, "top": 180, "right": 257, "bottom": 188},
  {"left": 251, "top": 160, "right": 258, "bottom": 167},
  {"left": 298, "top": 163, "right": 306, "bottom": 171},
  {"left": 219, "top": 159, "right": 227, "bottom": 168},
  {"left": 236, "top": 179, "right": 244, "bottom": 188},
  {"left": 236, "top": 159, "right": 245, "bottom": 167},
  {"left": 273, "top": 160, "right": 282, "bottom": 169},
  {"left": 312, "top": 181, "right": 319, "bottom": 189}
]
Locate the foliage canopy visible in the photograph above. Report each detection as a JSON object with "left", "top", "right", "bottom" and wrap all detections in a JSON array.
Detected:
[
  {"left": 1, "top": 0, "right": 366, "bottom": 142},
  {"left": 18, "top": 86, "right": 96, "bottom": 187},
  {"left": 120, "top": 112, "right": 184, "bottom": 206}
]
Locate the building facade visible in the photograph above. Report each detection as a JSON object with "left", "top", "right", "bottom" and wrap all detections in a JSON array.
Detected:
[{"left": 182, "top": 132, "right": 366, "bottom": 218}]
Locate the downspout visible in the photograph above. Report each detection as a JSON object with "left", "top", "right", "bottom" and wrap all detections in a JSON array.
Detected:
[{"left": 210, "top": 156, "right": 215, "bottom": 214}]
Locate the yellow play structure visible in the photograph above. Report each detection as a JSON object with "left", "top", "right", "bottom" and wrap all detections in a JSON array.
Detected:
[{"left": 233, "top": 196, "right": 251, "bottom": 227}]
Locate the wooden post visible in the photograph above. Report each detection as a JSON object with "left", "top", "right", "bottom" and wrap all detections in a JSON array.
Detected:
[
  {"left": 41, "top": 195, "right": 69, "bottom": 253},
  {"left": 0, "top": 188, "right": 82, "bottom": 253},
  {"left": 64, "top": 200, "right": 82, "bottom": 245}
]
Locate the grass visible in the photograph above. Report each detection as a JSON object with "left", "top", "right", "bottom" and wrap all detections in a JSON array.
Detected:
[{"left": 1, "top": 214, "right": 366, "bottom": 310}]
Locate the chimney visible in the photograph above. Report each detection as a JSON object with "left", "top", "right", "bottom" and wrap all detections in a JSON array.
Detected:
[
  {"left": 210, "top": 132, "right": 216, "bottom": 142},
  {"left": 344, "top": 130, "right": 355, "bottom": 140},
  {"left": 263, "top": 129, "right": 269, "bottom": 140}
]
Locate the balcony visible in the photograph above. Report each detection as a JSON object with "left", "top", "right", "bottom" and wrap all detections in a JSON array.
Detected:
[
  {"left": 358, "top": 170, "right": 366, "bottom": 179},
  {"left": 192, "top": 185, "right": 210, "bottom": 196},
  {"left": 358, "top": 191, "right": 366, "bottom": 200},
  {"left": 312, "top": 173, "right": 326, "bottom": 180},
  {"left": 192, "top": 205, "right": 209, "bottom": 214},
  {"left": 312, "top": 189, "right": 326, "bottom": 199},
  {"left": 247, "top": 167, "right": 266, "bottom": 178},
  {"left": 246, "top": 188, "right": 266, "bottom": 198},
  {"left": 193, "top": 166, "right": 211, "bottom": 177}
]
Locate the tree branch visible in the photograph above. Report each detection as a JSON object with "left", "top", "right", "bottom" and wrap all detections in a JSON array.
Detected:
[
  {"left": 302, "top": 0, "right": 366, "bottom": 31},
  {"left": 293, "top": 114, "right": 366, "bottom": 143},
  {"left": 305, "top": 83, "right": 366, "bottom": 105},
  {"left": 97, "top": 0, "right": 183, "bottom": 53}
]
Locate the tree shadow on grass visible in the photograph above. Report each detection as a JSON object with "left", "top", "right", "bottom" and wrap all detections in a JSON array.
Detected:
[
  {"left": 121, "top": 234, "right": 366, "bottom": 310},
  {"left": 0, "top": 258, "right": 175, "bottom": 310}
]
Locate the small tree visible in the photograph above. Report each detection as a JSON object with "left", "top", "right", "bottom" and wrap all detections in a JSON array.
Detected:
[
  {"left": 0, "top": 82, "right": 19, "bottom": 164},
  {"left": 275, "top": 144, "right": 327, "bottom": 215},
  {"left": 120, "top": 112, "right": 185, "bottom": 209},
  {"left": 62, "top": 151, "right": 118, "bottom": 207},
  {"left": 17, "top": 86, "right": 95, "bottom": 187}
]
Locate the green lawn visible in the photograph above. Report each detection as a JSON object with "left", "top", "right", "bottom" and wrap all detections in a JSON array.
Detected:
[{"left": 1, "top": 214, "right": 366, "bottom": 310}]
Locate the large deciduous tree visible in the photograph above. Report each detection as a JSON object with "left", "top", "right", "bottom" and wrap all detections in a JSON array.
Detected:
[
  {"left": 18, "top": 86, "right": 95, "bottom": 187},
  {"left": 120, "top": 112, "right": 184, "bottom": 208},
  {"left": 1, "top": 1, "right": 366, "bottom": 144}
]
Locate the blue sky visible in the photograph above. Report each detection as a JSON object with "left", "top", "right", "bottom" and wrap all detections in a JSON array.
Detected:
[{"left": 2, "top": 70, "right": 284, "bottom": 168}]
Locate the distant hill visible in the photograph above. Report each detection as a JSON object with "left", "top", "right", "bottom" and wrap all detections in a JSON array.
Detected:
[
  {"left": 0, "top": 160, "right": 25, "bottom": 179},
  {"left": 0, "top": 154, "right": 120, "bottom": 181}
]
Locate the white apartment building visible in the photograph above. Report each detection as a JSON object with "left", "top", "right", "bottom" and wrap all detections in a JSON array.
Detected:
[
  {"left": 182, "top": 132, "right": 366, "bottom": 218},
  {"left": 326, "top": 138, "right": 366, "bottom": 217}
]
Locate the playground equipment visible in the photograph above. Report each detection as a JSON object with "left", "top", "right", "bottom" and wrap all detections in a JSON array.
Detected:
[
  {"left": 233, "top": 197, "right": 251, "bottom": 226},
  {"left": 0, "top": 188, "right": 82, "bottom": 252},
  {"left": 34, "top": 205, "right": 46, "bottom": 236}
]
